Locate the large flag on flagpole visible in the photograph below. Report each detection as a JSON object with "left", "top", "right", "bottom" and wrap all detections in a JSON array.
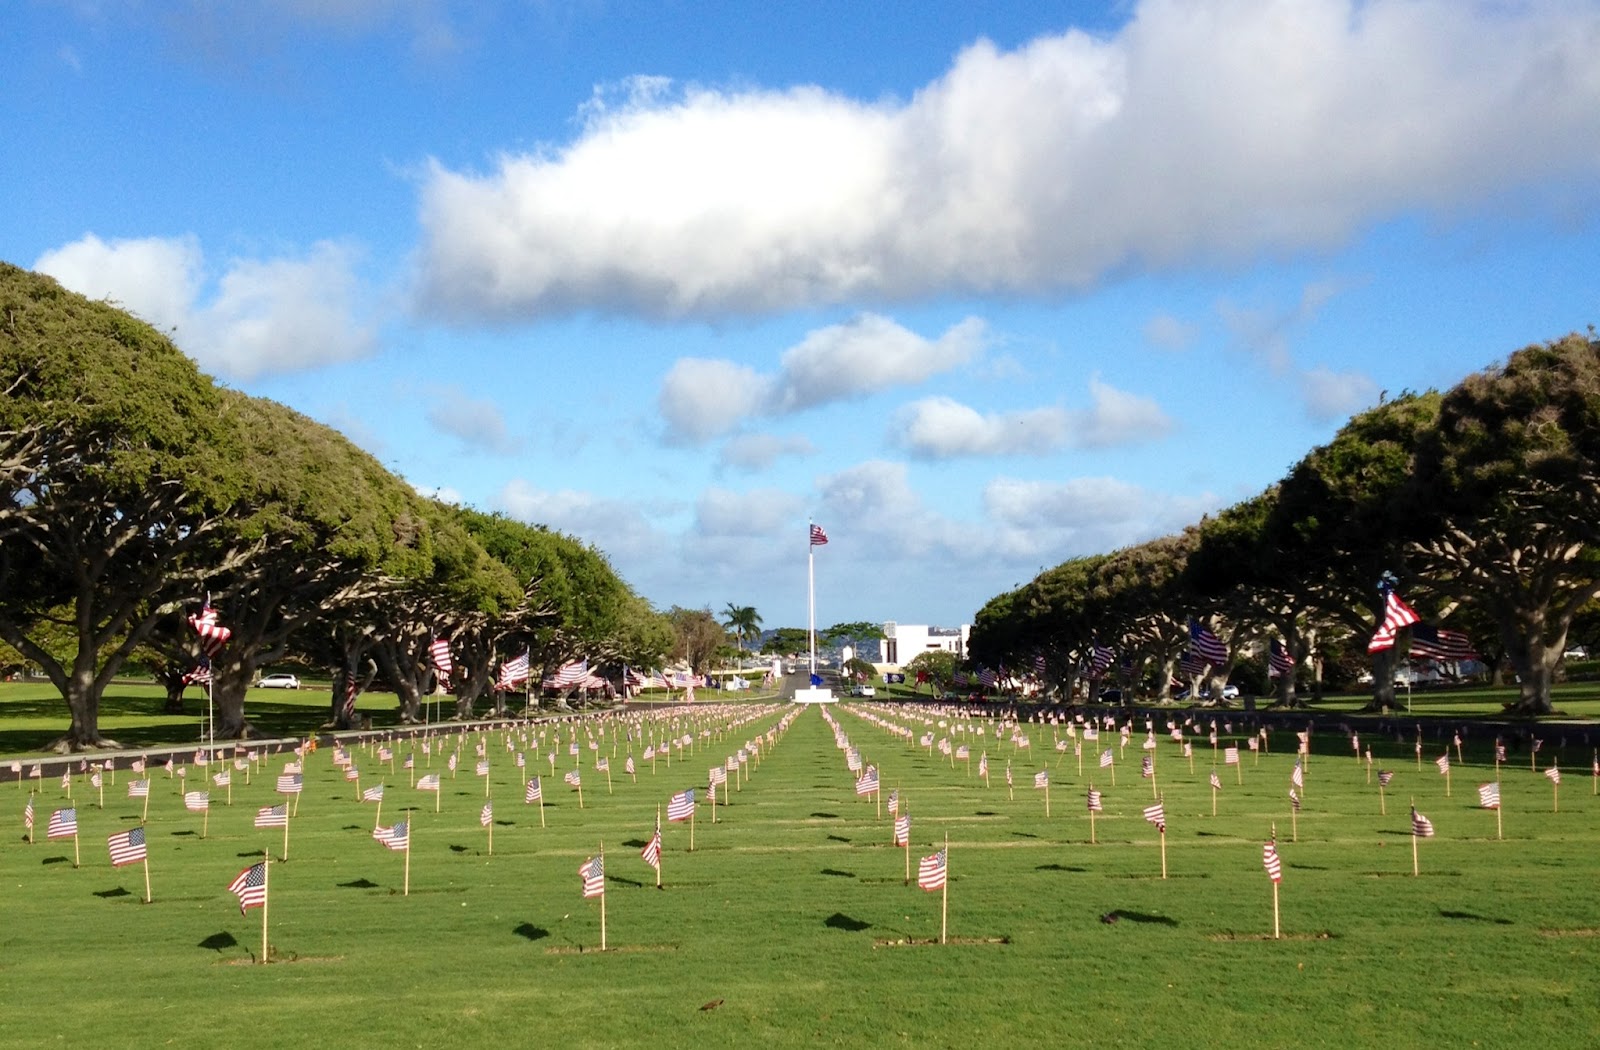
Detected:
[{"left": 1368, "top": 582, "right": 1421, "bottom": 652}]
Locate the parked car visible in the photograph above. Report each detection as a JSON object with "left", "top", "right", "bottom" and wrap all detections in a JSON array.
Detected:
[
  {"left": 258, "top": 673, "right": 300, "bottom": 689},
  {"left": 849, "top": 684, "right": 876, "bottom": 698}
]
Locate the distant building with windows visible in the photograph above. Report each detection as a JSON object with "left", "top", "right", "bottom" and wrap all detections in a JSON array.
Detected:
[{"left": 878, "top": 622, "right": 969, "bottom": 669}]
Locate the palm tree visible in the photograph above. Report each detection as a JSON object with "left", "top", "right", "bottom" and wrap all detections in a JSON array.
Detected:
[{"left": 721, "top": 604, "right": 763, "bottom": 653}]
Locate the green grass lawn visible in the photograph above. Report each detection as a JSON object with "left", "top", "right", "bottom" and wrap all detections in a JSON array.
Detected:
[{"left": 3, "top": 697, "right": 1599, "bottom": 1048}]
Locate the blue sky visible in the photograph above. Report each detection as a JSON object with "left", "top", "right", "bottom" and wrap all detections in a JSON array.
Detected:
[{"left": 6, "top": 0, "right": 1599, "bottom": 632}]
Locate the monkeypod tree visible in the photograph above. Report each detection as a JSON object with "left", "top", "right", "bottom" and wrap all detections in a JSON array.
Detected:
[
  {"left": 1407, "top": 334, "right": 1600, "bottom": 715},
  {"left": 0, "top": 265, "right": 249, "bottom": 750}
]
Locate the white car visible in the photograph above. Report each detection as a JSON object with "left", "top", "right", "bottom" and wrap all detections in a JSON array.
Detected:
[{"left": 258, "top": 673, "right": 300, "bottom": 689}]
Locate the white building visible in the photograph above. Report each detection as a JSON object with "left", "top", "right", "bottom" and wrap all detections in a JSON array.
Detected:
[{"left": 878, "top": 622, "right": 970, "bottom": 669}]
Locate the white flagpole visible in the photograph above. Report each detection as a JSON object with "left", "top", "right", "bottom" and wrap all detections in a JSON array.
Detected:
[{"left": 807, "top": 524, "right": 817, "bottom": 681}]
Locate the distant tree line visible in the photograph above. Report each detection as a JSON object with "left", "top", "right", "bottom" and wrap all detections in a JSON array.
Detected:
[{"left": 968, "top": 331, "right": 1600, "bottom": 717}]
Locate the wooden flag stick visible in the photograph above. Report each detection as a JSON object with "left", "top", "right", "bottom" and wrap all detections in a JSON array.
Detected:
[
  {"left": 656, "top": 807, "right": 663, "bottom": 889},
  {"left": 403, "top": 820, "right": 411, "bottom": 897},
  {"left": 599, "top": 842, "right": 608, "bottom": 952},
  {"left": 605, "top": 767, "right": 612, "bottom": 795},
  {"left": 1290, "top": 804, "right": 1297, "bottom": 843},
  {"left": 690, "top": 807, "right": 695, "bottom": 852},
  {"left": 1379, "top": 782, "right": 1386, "bottom": 816},
  {"left": 1158, "top": 825, "right": 1166, "bottom": 880},
  {"left": 940, "top": 832, "right": 949, "bottom": 946},
  {"left": 1271, "top": 822, "right": 1280, "bottom": 940},
  {"left": 261, "top": 851, "right": 271, "bottom": 964},
  {"left": 73, "top": 829, "right": 80, "bottom": 868},
  {"left": 375, "top": 796, "right": 383, "bottom": 830},
  {"left": 1410, "top": 796, "right": 1419, "bottom": 877},
  {"left": 1044, "top": 781, "right": 1051, "bottom": 818},
  {"left": 142, "top": 851, "right": 152, "bottom": 904},
  {"left": 1211, "top": 781, "right": 1217, "bottom": 817},
  {"left": 1495, "top": 796, "right": 1502, "bottom": 840}
]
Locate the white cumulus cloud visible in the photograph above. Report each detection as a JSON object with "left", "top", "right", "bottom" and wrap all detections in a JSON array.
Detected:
[
  {"left": 658, "top": 314, "right": 985, "bottom": 445},
  {"left": 34, "top": 233, "right": 375, "bottom": 380},
  {"left": 891, "top": 378, "right": 1170, "bottom": 458},
  {"left": 413, "top": 0, "right": 1600, "bottom": 321}
]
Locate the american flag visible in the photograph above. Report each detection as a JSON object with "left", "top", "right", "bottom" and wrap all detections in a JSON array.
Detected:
[
  {"left": 1142, "top": 801, "right": 1166, "bottom": 832},
  {"left": 552, "top": 659, "right": 589, "bottom": 687},
  {"left": 1267, "top": 640, "right": 1295, "bottom": 678},
  {"left": 476, "top": 760, "right": 490, "bottom": 777},
  {"left": 448, "top": 754, "right": 459, "bottom": 772},
  {"left": 497, "top": 652, "right": 531, "bottom": 691},
  {"left": 1409, "top": 623, "right": 1477, "bottom": 661},
  {"left": 1545, "top": 766, "right": 1562, "bottom": 785},
  {"left": 344, "top": 766, "right": 360, "bottom": 782},
  {"left": 1139, "top": 756, "right": 1153, "bottom": 779},
  {"left": 1034, "top": 770, "right": 1049, "bottom": 789},
  {"left": 580, "top": 855, "right": 605, "bottom": 897},
  {"left": 1188, "top": 620, "right": 1228, "bottom": 665},
  {"left": 363, "top": 783, "right": 384, "bottom": 802},
  {"left": 417, "top": 773, "right": 441, "bottom": 791},
  {"left": 978, "top": 754, "right": 989, "bottom": 778},
  {"left": 1368, "top": 584, "right": 1421, "bottom": 653},
  {"left": 641, "top": 818, "right": 662, "bottom": 870},
  {"left": 189, "top": 600, "right": 232, "bottom": 656},
  {"left": 1099, "top": 748, "right": 1114, "bottom": 768},
  {"left": 127, "top": 779, "right": 150, "bottom": 798},
  {"left": 255, "top": 804, "right": 289, "bottom": 828},
  {"left": 855, "top": 767, "right": 879, "bottom": 796},
  {"left": 1289, "top": 788, "right": 1301, "bottom": 812},
  {"left": 1262, "top": 840, "right": 1283, "bottom": 883},
  {"left": 480, "top": 802, "right": 493, "bottom": 827},
  {"left": 1086, "top": 789, "right": 1103, "bottom": 812},
  {"left": 667, "top": 788, "right": 695, "bottom": 822},
  {"left": 1436, "top": 754, "right": 1451, "bottom": 775},
  {"left": 596, "top": 756, "right": 610, "bottom": 772},
  {"left": 1005, "top": 764, "right": 1013, "bottom": 787},
  {"left": 564, "top": 769, "right": 582, "bottom": 788},
  {"left": 1478, "top": 782, "right": 1501, "bottom": 809},
  {"left": 228, "top": 863, "right": 266, "bottom": 913},
  {"left": 1209, "top": 770, "right": 1222, "bottom": 791},
  {"left": 624, "top": 756, "right": 635, "bottom": 775},
  {"left": 893, "top": 814, "right": 911, "bottom": 846},
  {"left": 184, "top": 791, "right": 209, "bottom": 811},
  {"left": 809, "top": 523, "right": 828, "bottom": 547},
  {"left": 276, "top": 774, "right": 302, "bottom": 794},
  {"left": 404, "top": 753, "right": 415, "bottom": 769},
  {"left": 374, "top": 821, "right": 409, "bottom": 850},
  {"left": 887, "top": 789, "right": 900, "bottom": 815},
  {"left": 378, "top": 747, "right": 393, "bottom": 762},
  {"left": 1410, "top": 807, "right": 1435, "bottom": 837},
  {"left": 708, "top": 766, "right": 726, "bottom": 786},
  {"left": 108, "top": 826, "right": 147, "bottom": 866},
  {"left": 1224, "top": 746, "right": 1239, "bottom": 765},
  {"left": 1377, "top": 769, "right": 1395, "bottom": 786},
  {"left": 955, "top": 744, "right": 970, "bottom": 760},
  {"left": 525, "top": 777, "right": 543, "bottom": 803},
  {"left": 1085, "top": 645, "right": 1116, "bottom": 679},
  {"left": 1178, "top": 650, "right": 1208, "bottom": 676},
  {"left": 23, "top": 796, "right": 34, "bottom": 829},
  {"left": 429, "top": 637, "right": 453, "bottom": 678},
  {"left": 183, "top": 660, "right": 213, "bottom": 686},
  {"left": 212, "top": 771, "right": 230, "bottom": 787},
  {"left": 917, "top": 849, "right": 947, "bottom": 891}
]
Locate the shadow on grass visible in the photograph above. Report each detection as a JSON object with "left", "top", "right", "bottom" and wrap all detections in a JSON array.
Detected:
[
  {"left": 171, "top": 830, "right": 196, "bottom": 837},
  {"left": 607, "top": 874, "right": 644, "bottom": 889},
  {"left": 449, "top": 845, "right": 470, "bottom": 853},
  {"left": 1105, "top": 910, "right": 1178, "bottom": 926},
  {"left": 820, "top": 868, "right": 855, "bottom": 878},
  {"left": 809, "top": 812, "right": 839, "bottom": 819},
  {"left": 975, "top": 811, "right": 1000, "bottom": 817},
  {"left": 824, "top": 913, "right": 871, "bottom": 932},
  {"left": 1439, "top": 909, "right": 1513, "bottom": 925},
  {"left": 338, "top": 878, "right": 379, "bottom": 889},
  {"left": 1011, "top": 831, "right": 1039, "bottom": 839},
  {"left": 94, "top": 886, "right": 132, "bottom": 898},
  {"left": 514, "top": 923, "right": 549, "bottom": 942},
  {"left": 1289, "top": 863, "right": 1328, "bottom": 871},
  {"left": 1035, "top": 863, "right": 1086, "bottom": 873},
  {"left": 41, "top": 856, "right": 69, "bottom": 865},
  {"left": 621, "top": 838, "right": 648, "bottom": 849},
  {"left": 826, "top": 834, "right": 851, "bottom": 843},
  {"left": 341, "top": 825, "right": 364, "bottom": 831},
  {"left": 199, "top": 932, "right": 238, "bottom": 952},
  {"left": 237, "top": 849, "right": 265, "bottom": 859}
]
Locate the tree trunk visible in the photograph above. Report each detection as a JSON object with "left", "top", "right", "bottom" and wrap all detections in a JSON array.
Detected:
[
  {"left": 1503, "top": 635, "right": 1560, "bottom": 715},
  {"left": 1362, "top": 648, "right": 1400, "bottom": 713},
  {"left": 213, "top": 663, "right": 253, "bottom": 740},
  {"left": 156, "top": 665, "right": 189, "bottom": 714}
]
